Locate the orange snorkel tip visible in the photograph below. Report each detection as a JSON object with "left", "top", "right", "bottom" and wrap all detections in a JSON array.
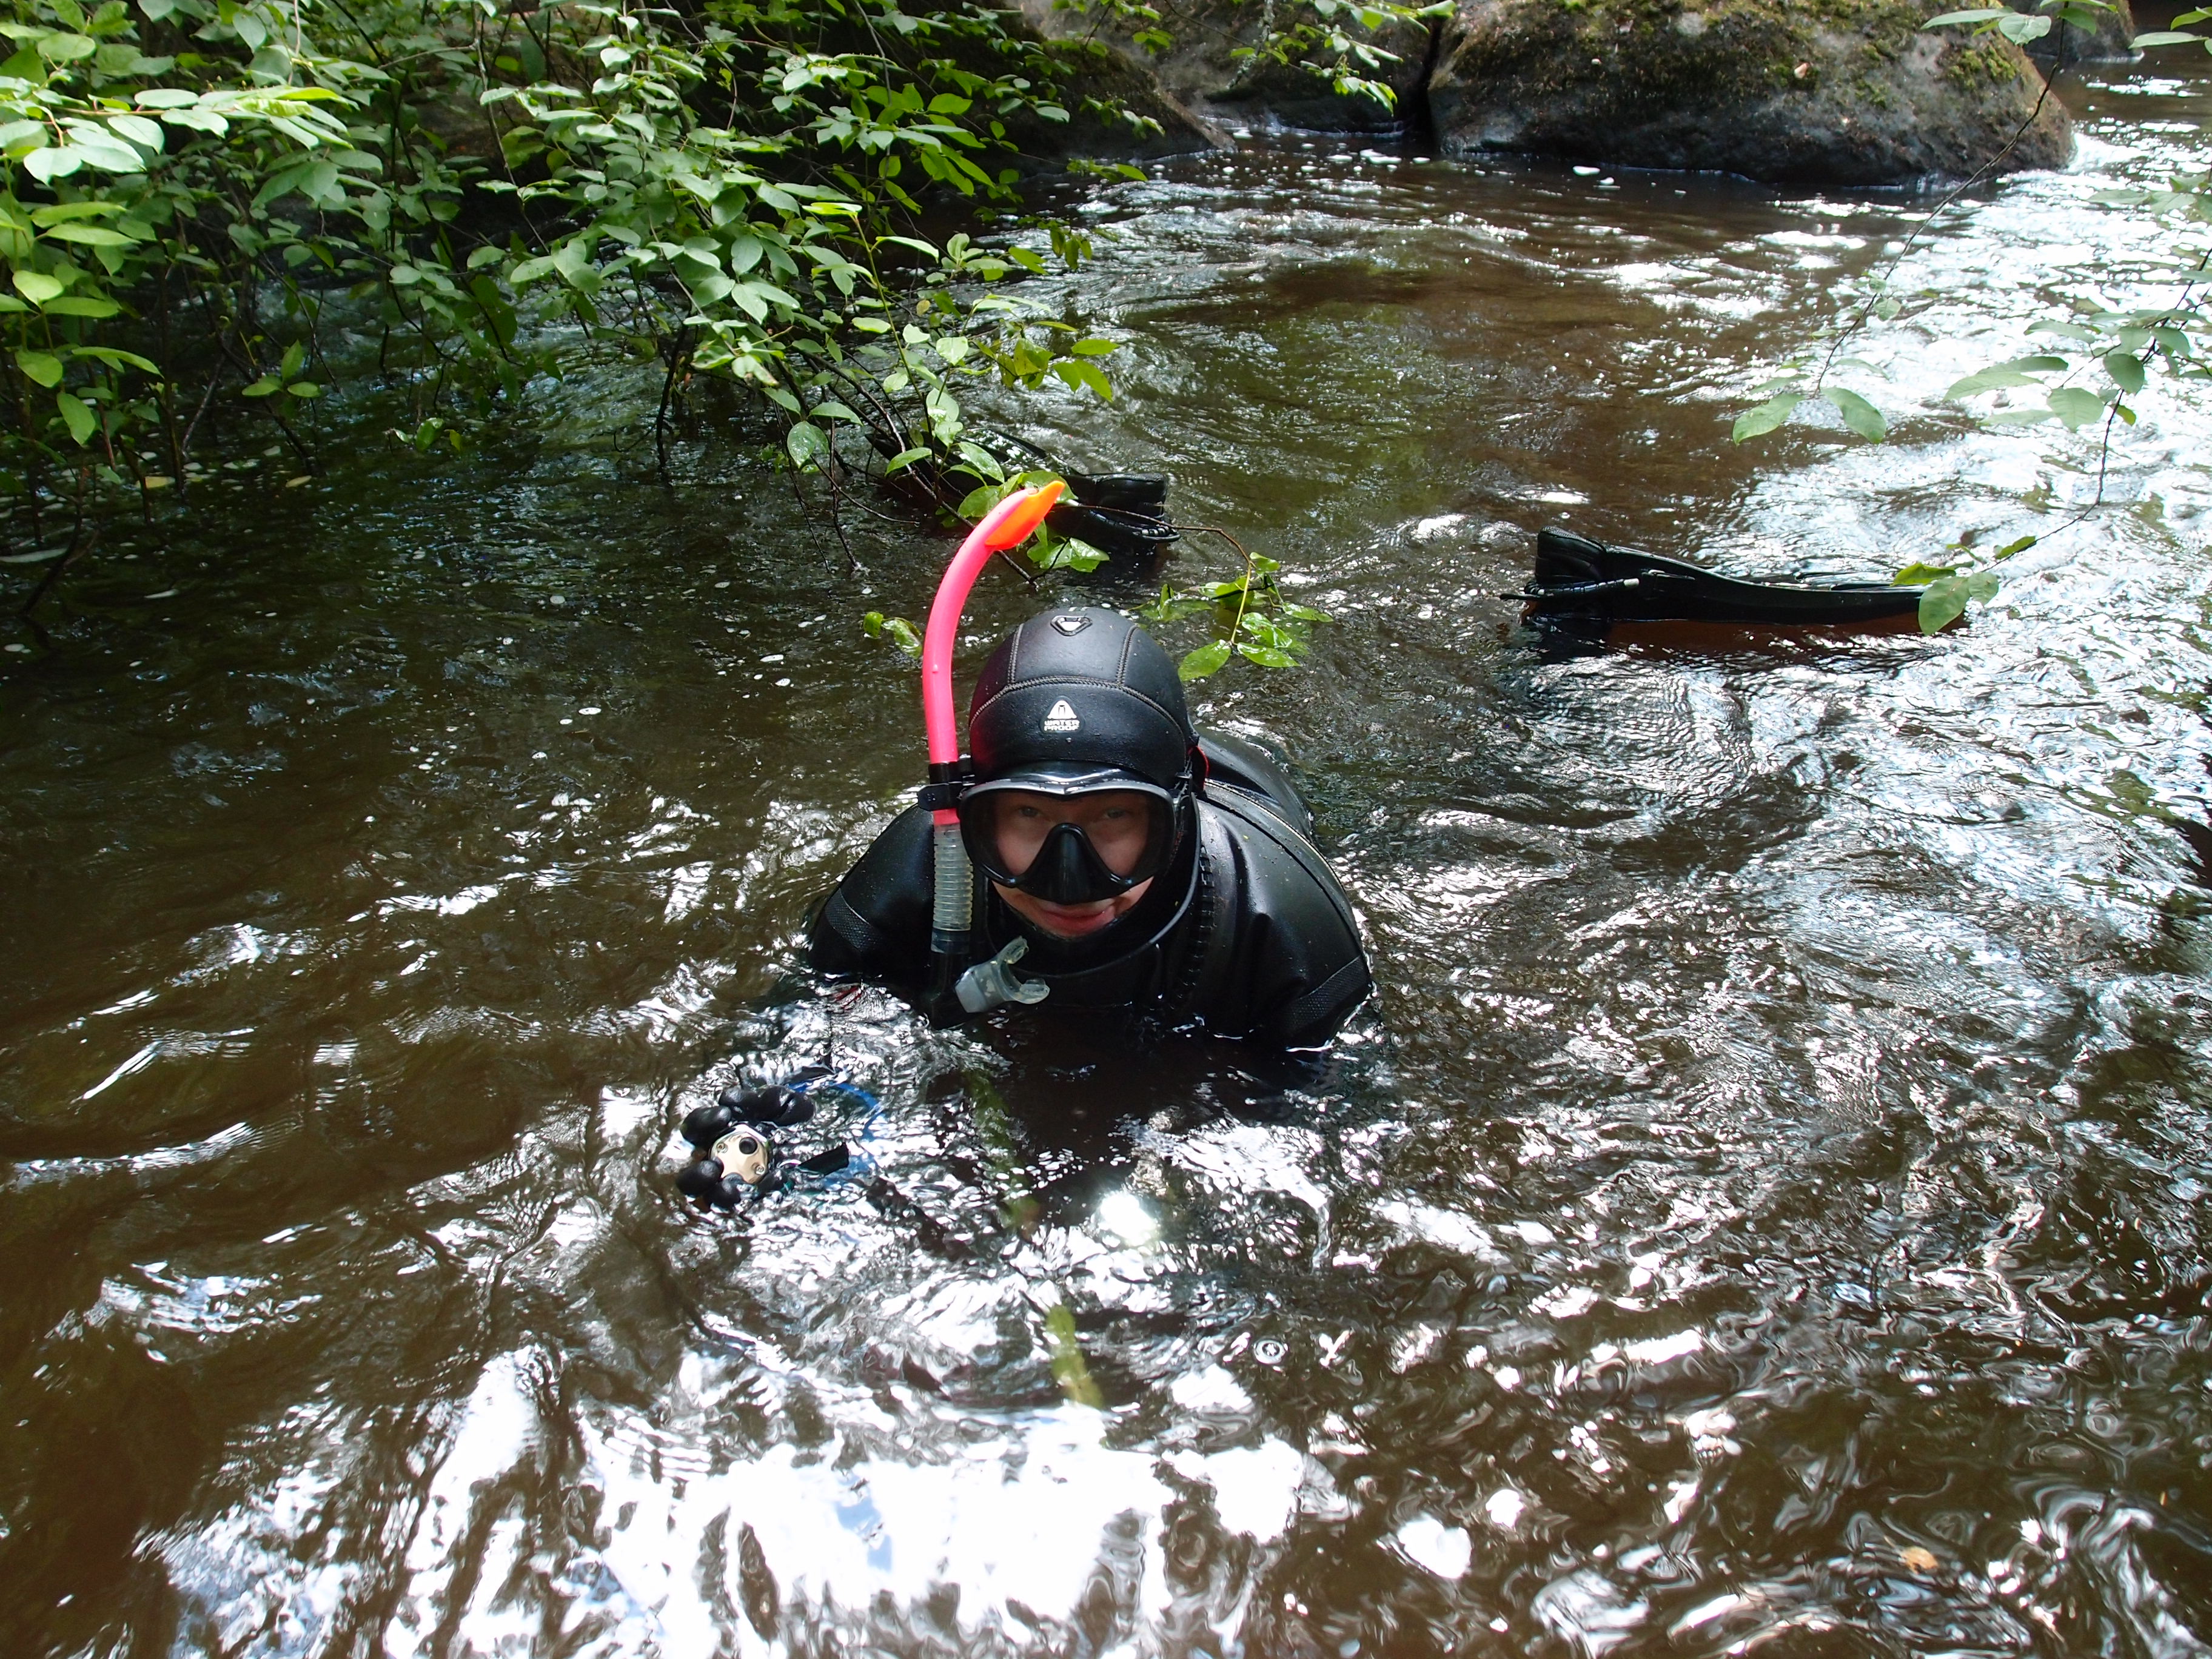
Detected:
[{"left": 976, "top": 478, "right": 1065, "bottom": 552}]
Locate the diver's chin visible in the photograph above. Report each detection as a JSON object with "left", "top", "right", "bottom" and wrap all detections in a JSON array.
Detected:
[{"left": 997, "top": 878, "right": 1152, "bottom": 940}]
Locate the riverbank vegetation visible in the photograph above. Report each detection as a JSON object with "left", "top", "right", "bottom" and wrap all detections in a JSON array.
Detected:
[
  {"left": 0, "top": 0, "right": 1430, "bottom": 580},
  {"left": 8, "top": 0, "right": 2200, "bottom": 655}
]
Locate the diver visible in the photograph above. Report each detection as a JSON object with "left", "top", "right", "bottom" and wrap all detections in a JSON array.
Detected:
[{"left": 808, "top": 605, "right": 1372, "bottom": 1049}]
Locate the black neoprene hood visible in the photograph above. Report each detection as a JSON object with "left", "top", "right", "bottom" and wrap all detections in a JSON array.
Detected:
[{"left": 966, "top": 607, "right": 1196, "bottom": 788}]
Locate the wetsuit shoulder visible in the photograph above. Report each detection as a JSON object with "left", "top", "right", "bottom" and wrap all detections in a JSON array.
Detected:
[
  {"left": 1198, "top": 792, "right": 1371, "bottom": 1048},
  {"left": 807, "top": 805, "right": 934, "bottom": 982},
  {"left": 1196, "top": 728, "right": 1314, "bottom": 838}
]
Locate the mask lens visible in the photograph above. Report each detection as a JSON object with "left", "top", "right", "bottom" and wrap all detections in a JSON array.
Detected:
[{"left": 959, "top": 785, "right": 1173, "bottom": 895}]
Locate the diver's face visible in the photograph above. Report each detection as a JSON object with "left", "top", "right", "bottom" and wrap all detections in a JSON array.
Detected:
[{"left": 989, "top": 790, "right": 1155, "bottom": 939}]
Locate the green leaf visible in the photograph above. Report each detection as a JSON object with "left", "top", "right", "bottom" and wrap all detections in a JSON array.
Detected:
[
  {"left": 109, "top": 113, "right": 163, "bottom": 152},
  {"left": 22, "top": 147, "right": 83, "bottom": 183},
  {"left": 1945, "top": 355, "right": 2068, "bottom": 398},
  {"left": 62, "top": 124, "right": 146, "bottom": 173},
  {"left": 1919, "top": 574, "right": 1972, "bottom": 633},
  {"left": 15, "top": 349, "right": 63, "bottom": 387},
  {"left": 1918, "top": 570, "right": 2002, "bottom": 634},
  {"left": 41, "top": 295, "right": 119, "bottom": 317},
  {"left": 286, "top": 381, "right": 321, "bottom": 398},
  {"left": 1051, "top": 358, "right": 1113, "bottom": 401},
  {"left": 1893, "top": 561, "right": 1956, "bottom": 585},
  {"left": 1237, "top": 640, "right": 1299, "bottom": 668},
  {"left": 862, "top": 610, "right": 921, "bottom": 654},
  {"left": 1068, "top": 338, "right": 1118, "bottom": 356},
  {"left": 1178, "top": 640, "right": 1232, "bottom": 681},
  {"left": 1732, "top": 390, "right": 1803, "bottom": 442},
  {"left": 72, "top": 346, "right": 156, "bottom": 374},
  {"left": 1995, "top": 12, "right": 2053, "bottom": 41},
  {"left": 1922, "top": 5, "right": 2009, "bottom": 24},
  {"left": 2128, "top": 29, "right": 2206, "bottom": 45},
  {"left": 55, "top": 389, "right": 95, "bottom": 445},
  {"left": 785, "top": 420, "right": 829, "bottom": 470},
  {"left": 1007, "top": 246, "right": 1047, "bottom": 275},
  {"left": 2046, "top": 386, "right": 2108, "bottom": 429},
  {"left": 2103, "top": 350, "right": 2146, "bottom": 395},
  {"left": 29, "top": 201, "right": 122, "bottom": 226},
  {"left": 552, "top": 237, "right": 600, "bottom": 292},
  {"left": 1992, "top": 534, "right": 2038, "bottom": 560},
  {"left": 41, "top": 223, "right": 133, "bottom": 247},
  {"left": 1822, "top": 386, "right": 1886, "bottom": 441},
  {"left": 13, "top": 270, "right": 65, "bottom": 306},
  {"left": 881, "top": 446, "right": 931, "bottom": 472},
  {"left": 240, "top": 375, "right": 282, "bottom": 397}
]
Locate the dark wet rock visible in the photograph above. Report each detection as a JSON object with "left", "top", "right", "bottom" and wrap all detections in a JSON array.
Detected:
[
  {"left": 1008, "top": 0, "right": 1233, "bottom": 159},
  {"left": 1018, "top": 0, "right": 1431, "bottom": 136},
  {"left": 1427, "top": 0, "right": 2073, "bottom": 184}
]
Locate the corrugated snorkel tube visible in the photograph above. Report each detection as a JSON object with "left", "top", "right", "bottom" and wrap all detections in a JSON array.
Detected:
[{"left": 919, "top": 480, "right": 1064, "bottom": 1022}]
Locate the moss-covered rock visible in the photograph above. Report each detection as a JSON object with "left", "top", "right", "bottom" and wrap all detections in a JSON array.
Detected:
[{"left": 1427, "top": 0, "right": 2072, "bottom": 184}]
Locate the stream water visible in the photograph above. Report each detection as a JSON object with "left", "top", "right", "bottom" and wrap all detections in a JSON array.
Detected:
[{"left": 6, "top": 51, "right": 2212, "bottom": 1659}]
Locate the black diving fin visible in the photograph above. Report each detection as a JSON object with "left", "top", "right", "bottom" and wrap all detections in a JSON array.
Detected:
[{"left": 1517, "top": 526, "right": 1928, "bottom": 631}]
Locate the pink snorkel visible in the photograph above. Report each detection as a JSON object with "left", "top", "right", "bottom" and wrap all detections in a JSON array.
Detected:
[{"left": 919, "top": 481, "right": 1065, "bottom": 1021}]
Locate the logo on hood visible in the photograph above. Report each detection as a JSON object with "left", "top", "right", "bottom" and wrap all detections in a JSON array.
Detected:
[
  {"left": 1050, "top": 614, "right": 1090, "bottom": 635},
  {"left": 1042, "top": 698, "right": 1081, "bottom": 734}
]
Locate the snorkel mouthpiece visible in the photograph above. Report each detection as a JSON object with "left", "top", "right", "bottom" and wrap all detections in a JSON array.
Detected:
[{"left": 919, "top": 481, "right": 1066, "bottom": 1023}]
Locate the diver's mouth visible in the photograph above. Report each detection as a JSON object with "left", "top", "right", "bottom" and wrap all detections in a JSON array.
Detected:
[{"left": 1022, "top": 897, "right": 1119, "bottom": 937}]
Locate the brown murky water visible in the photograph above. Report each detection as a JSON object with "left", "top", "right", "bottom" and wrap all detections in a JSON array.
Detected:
[{"left": 5, "top": 55, "right": 2212, "bottom": 1659}]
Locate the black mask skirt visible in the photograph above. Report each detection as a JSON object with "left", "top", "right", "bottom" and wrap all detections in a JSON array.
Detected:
[{"left": 958, "top": 772, "right": 1183, "bottom": 906}]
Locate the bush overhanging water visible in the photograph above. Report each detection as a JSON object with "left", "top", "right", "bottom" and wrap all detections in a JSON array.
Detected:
[{"left": 0, "top": 0, "right": 1429, "bottom": 564}]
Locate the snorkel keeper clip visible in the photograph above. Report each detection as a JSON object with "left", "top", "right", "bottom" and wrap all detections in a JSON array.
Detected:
[{"left": 919, "top": 481, "right": 1065, "bottom": 1024}]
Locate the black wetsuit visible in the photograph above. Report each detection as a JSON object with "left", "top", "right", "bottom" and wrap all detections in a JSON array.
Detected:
[{"left": 808, "top": 733, "right": 1372, "bottom": 1049}]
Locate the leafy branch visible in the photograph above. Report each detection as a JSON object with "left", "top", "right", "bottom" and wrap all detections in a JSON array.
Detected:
[{"left": 1139, "top": 528, "right": 1329, "bottom": 681}]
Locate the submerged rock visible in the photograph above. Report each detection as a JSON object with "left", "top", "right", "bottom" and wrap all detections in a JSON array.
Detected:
[{"left": 1427, "top": 0, "right": 2073, "bottom": 184}]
